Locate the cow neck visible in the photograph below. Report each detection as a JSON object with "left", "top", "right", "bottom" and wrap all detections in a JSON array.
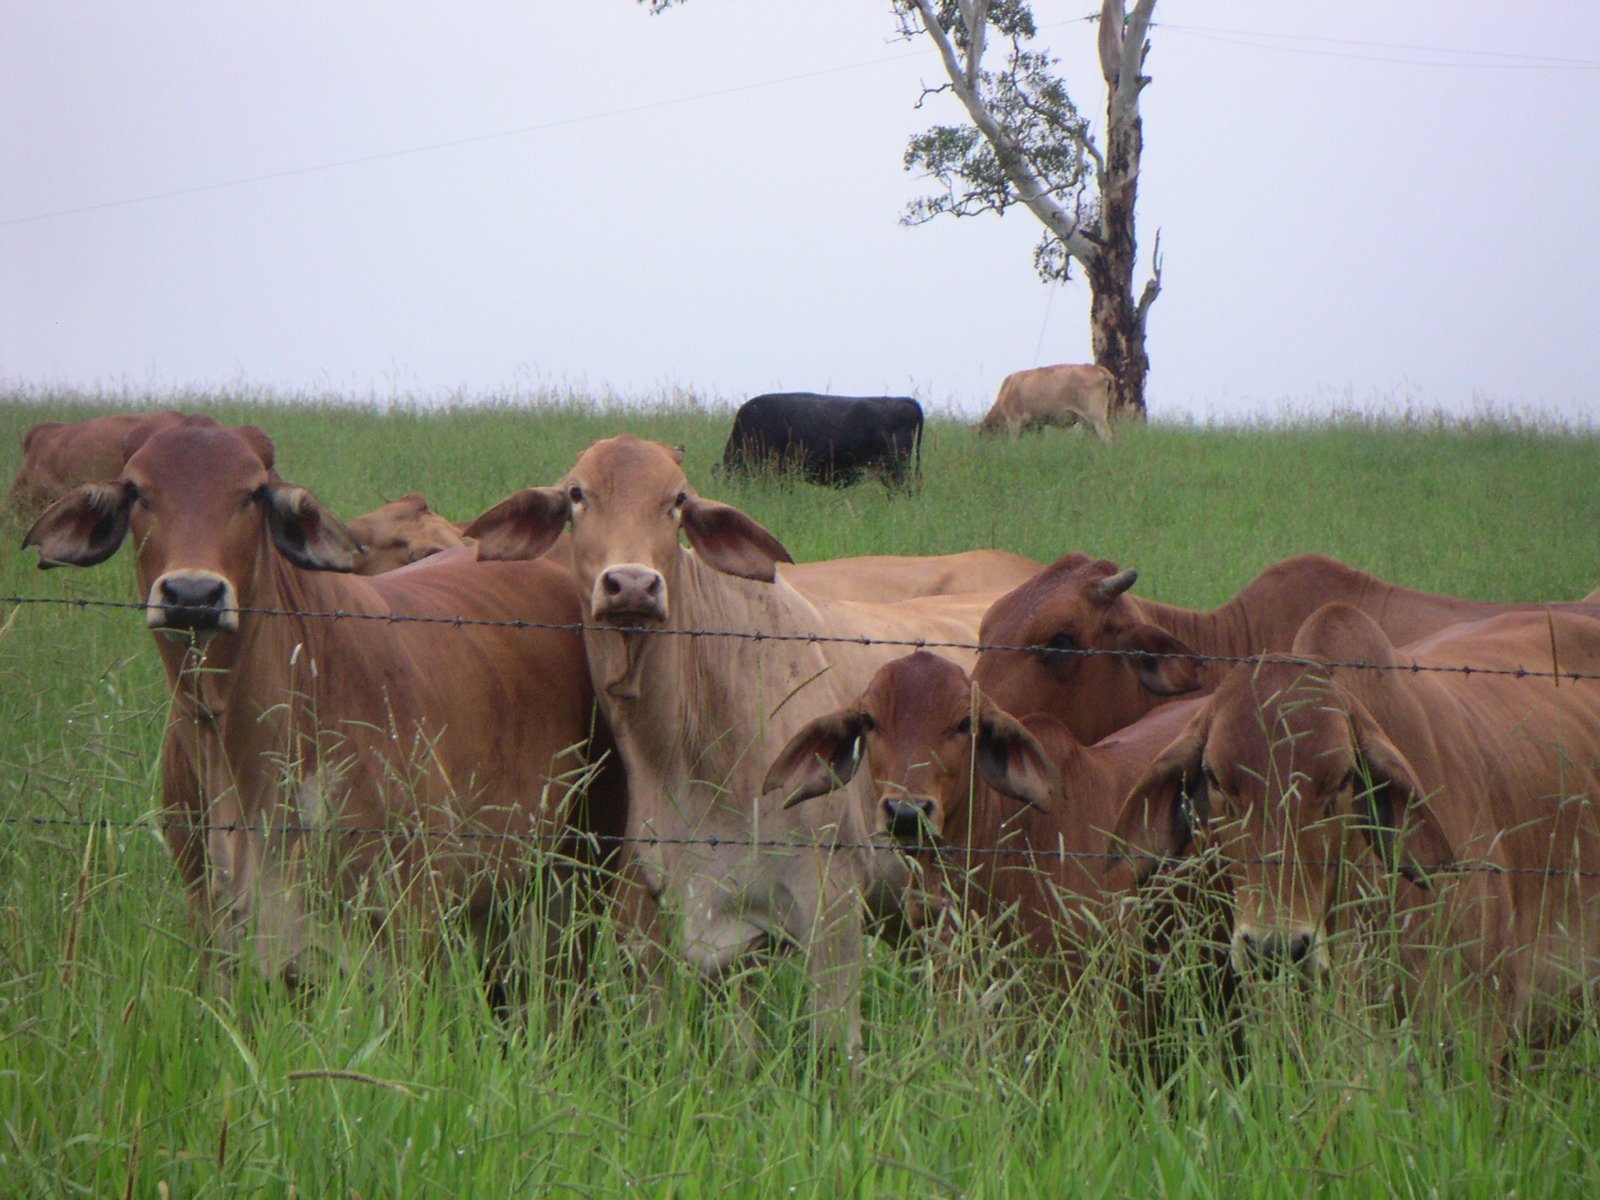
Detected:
[{"left": 593, "top": 544, "right": 841, "bottom": 817}]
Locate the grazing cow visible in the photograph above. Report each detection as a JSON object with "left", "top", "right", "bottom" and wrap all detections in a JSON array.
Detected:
[
  {"left": 24, "top": 417, "right": 625, "bottom": 993},
  {"left": 977, "top": 364, "right": 1115, "bottom": 444},
  {"left": 764, "top": 651, "right": 1236, "bottom": 1069},
  {"left": 781, "top": 549, "right": 1042, "bottom": 604},
  {"left": 975, "top": 551, "right": 1600, "bottom": 747},
  {"left": 346, "top": 493, "right": 476, "bottom": 575},
  {"left": 4, "top": 410, "right": 186, "bottom": 519},
  {"left": 465, "top": 435, "right": 998, "bottom": 1055},
  {"left": 1112, "top": 604, "right": 1600, "bottom": 1053},
  {"left": 718, "top": 393, "right": 924, "bottom": 487}
]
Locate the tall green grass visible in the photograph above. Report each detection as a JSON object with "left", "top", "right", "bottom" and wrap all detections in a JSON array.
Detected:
[{"left": 2, "top": 387, "right": 1598, "bottom": 1197}]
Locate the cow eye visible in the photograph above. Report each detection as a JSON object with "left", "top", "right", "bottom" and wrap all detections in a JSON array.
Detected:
[
  {"left": 674, "top": 490, "right": 688, "bottom": 509},
  {"left": 954, "top": 715, "right": 972, "bottom": 735},
  {"left": 248, "top": 484, "right": 270, "bottom": 507},
  {"left": 567, "top": 485, "right": 584, "bottom": 506}
]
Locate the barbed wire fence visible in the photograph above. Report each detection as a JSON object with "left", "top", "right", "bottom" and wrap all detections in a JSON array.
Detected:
[{"left": 3, "top": 588, "right": 1598, "bottom": 874}]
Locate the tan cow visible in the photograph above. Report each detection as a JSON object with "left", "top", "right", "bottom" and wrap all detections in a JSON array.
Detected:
[
  {"left": 25, "top": 417, "right": 625, "bottom": 995},
  {"left": 1113, "top": 603, "right": 1600, "bottom": 1054},
  {"left": 345, "top": 493, "right": 476, "bottom": 575},
  {"left": 780, "top": 549, "right": 1041, "bottom": 604},
  {"left": 976, "top": 551, "right": 1600, "bottom": 747},
  {"left": 466, "top": 435, "right": 1000, "bottom": 1056},
  {"left": 4, "top": 410, "right": 186, "bottom": 520},
  {"left": 977, "top": 364, "right": 1115, "bottom": 444}
]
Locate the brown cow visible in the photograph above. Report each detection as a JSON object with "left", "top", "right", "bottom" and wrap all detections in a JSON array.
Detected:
[
  {"left": 345, "top": 493, "right": 476, "bottom": 575},
  {"left": 4, "top": 410, "right": 185, "bottom": 520},
  {"left": 465, "top": 435, "right": 999, "bottom": 1056},
  {"left": 764, "top": 651, "right": 1236, "bottom": 1069},
  {"left": 24, "top": 417, "right": 624, "bottom": 995},
  {"left": 1113, "top": 603, "right": 1600, "bottom": 1053},
  {"left": 976, "top": 551, "right": 1600, "bottom": 747},
  {"left": 781, "top": 549, "right": 1041, "bottom": 604},
  {"left": 977, "top": 364, "right": 1115, "bottom": 444}
]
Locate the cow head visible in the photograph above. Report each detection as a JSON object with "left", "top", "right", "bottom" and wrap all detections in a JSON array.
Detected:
[
  {"left": 764, "top": 651, "right": 1057, "bottom": 847},
  {"left": 22, "top": 417, "right": 361, "bottom": 637},
  {"left": 1112, "top": 659, "right": 1453, "bottom": 982},
  {"left": 973, "top": 554, "right": 1202, "bottom": 745},
  {"left": 346, "top": 493, "right": 474, "bottom": 575},
  {"left": 467, "top": 435, "right": 793, "bottom": 626}
]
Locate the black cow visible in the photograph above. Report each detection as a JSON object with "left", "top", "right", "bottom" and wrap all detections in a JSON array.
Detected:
[{"left": 718, "top": 393, "right": 924, "bottom": 487}]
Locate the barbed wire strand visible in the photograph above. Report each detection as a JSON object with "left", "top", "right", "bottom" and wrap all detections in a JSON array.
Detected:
[
  {"left": 3, "top": 592, "right": 1597, "bottom": 682},
  {"left": 8, "top": 812, "right": 1600, "bottom": 880}
]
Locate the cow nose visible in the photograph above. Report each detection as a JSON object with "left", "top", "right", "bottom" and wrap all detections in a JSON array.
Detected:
[
  {"left": 1237, "top": 929, "right": 1316, "bottom": 974},
  {"left": 594, "top": 565, "right": 667, "bottom": 621},
  {"left": 882, "top": 796, "right": 937, "bottom": 844},
  {"left": 152, "top": 572, "right": 236, "bottom": 632}
]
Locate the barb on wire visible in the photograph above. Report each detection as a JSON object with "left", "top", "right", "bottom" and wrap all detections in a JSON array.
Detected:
[
  {"left": 9, "top": 812, "right": 1600, "bottom": 879},
  {"left": 2, "top": 592, "right": 1596, "bottom": 683}
]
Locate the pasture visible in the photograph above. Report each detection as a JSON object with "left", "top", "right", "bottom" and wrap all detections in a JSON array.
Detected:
[{"left": 2, "top": 387, "right": 1598, "bottom": 1198}]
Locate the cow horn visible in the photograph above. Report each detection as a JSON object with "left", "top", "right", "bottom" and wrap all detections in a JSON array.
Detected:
[{"left": 1095, "top": 568, "right": 1138, "bottom": 599}]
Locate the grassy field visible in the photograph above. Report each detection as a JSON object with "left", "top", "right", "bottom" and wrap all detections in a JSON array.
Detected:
[{"left": 2, "top": 386, "right": 1599, "bottom": 1198}]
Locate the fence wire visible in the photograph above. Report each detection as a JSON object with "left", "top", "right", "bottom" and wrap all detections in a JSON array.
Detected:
[
  {"left": 7, "top": 811, "right": 1600, "bottom": 880},
  {"left": 3, "top": 592, "right": 1597, "bottom": 682}
]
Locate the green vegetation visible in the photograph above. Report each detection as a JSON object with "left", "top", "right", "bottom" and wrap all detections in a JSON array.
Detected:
[{"left": 2, "top": 387, "right": 1598, "bottom": 1198}]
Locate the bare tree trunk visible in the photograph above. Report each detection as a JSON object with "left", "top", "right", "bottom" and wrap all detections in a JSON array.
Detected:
[{"left": 1090, "top": 0, "right": 1160, "bottom": 419}]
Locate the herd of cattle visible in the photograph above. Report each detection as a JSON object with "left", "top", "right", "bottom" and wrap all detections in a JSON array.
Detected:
[{"left": 8, "top": 406, "right": 1600, "bottom": 1067}]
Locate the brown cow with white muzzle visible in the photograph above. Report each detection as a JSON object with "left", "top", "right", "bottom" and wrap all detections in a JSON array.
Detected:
[{"left": 24, "top": 416, "right": 624, "bottom": 997}]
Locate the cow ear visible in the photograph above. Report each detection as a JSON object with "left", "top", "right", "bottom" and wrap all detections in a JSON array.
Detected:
[
  {"left": 22, "top": 482, "right": 135, "bottom": 568},
  {"left": 681, "top": 496, "right": 794, "bottom": 582},
  {"left": 765, "top": 706, "right": 871, "bottom": 807},
  {"left": 1113, "top": 623, "right": 1202, "bottom": 696},
  {"left": 265, "top": 485, "right": 362, "bottom": 572},
  {"left": 235, "top": 425, "right": 276, "bottom": 471},
  {"left": 974, "top": 702, "right": 1058, "bottom": 812},
  {"left": 1347, "top": 699, "right": 1454, "bottom": 887},
  {"left": 464, "top": 488, "right": 570, "bottom": 561},
  {"left": 1108, "top": 704, "right": 1212, "bottom": 883}
]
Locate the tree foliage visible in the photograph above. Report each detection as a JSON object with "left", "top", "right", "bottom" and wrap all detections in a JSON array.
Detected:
[{"left": 899, "top": 3, "right": 1095, "bottom": 283}]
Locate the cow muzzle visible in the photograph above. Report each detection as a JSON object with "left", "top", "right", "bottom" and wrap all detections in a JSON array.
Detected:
[
  {"left": 592, "top": 564, "right": 668, "bottom": 624},
  {"left": 1231, "top": 924, "right": 1326, "bottom": 981},
  {"left": 881, "top": 796, "right": 939, "bottom": 846},
  {"left": 148, "top": 570, "right": 240, "bottom": 636}
]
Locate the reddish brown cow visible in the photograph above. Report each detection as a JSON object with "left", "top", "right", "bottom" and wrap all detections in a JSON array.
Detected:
[
  {"left": 345, "top": 493, "right": 476, "bottom": 575},
  {"left": 4, "top": 411, "right": 185, "bottom": 519},
  {"left": 976, "top": 551, "right": 1599, "bottom": 746},
  {"left": 24, "top": 417, "right": 623, "bottom": 993},
  {"left": 764, "top": 651, "right": 1235, "bottom": 1065},
  {"left": 1113, "top": 603, "right": 1600, "bottom": 1053}
]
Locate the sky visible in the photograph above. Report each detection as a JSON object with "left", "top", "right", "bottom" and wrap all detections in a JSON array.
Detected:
[{"left": 3, "top": 1, "right": 1598, "bottom": 423}]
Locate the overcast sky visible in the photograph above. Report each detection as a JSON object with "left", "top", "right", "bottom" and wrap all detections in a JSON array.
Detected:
[{"left": 3, "top": 2, "right": 1597, "bottom": 422}]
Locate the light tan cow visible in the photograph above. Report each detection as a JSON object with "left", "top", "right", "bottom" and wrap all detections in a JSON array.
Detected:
[
  {"left": 781, "top": 549, "right": 1042, "bottom": 604},
  {"left": 466, "top": 435, "right": 999, "bottom": 1056},
  {"left": 25, "top": 416, "right": 625, "bottom": 994},
  {"left": 4, "top": 410, "right": 186, "bottom": 519},
  {"left": 1113, "top": 603, "right": 1600, "bottom": 1054},
  {"left": 346, "top": 493, "right": 476, "bottom": 575},
  {"left": 977, "top": 364, "right": 1115, "bottom": 444}
]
